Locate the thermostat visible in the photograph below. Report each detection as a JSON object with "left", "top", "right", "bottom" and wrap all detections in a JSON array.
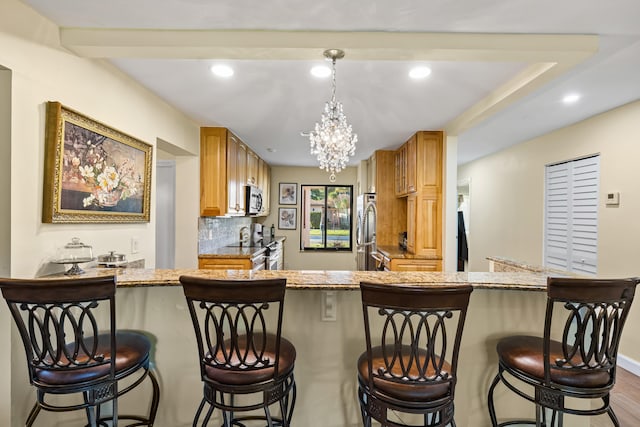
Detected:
[{"left": 606, "top": 192, "right": 620, "bottom": 206}]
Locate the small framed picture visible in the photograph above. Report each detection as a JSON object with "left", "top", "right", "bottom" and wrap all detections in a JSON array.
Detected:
[
  {"left": 278, "top": 207, "right": 297, "bottom": 230},
  {"left": 279, "top": 182, "right": 297, "bottom": 205}
]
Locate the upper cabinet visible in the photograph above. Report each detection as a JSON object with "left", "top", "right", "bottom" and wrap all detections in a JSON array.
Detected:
[
  {"left": 395, "top": 131, "right": 443, "bottom": 259},
  {"left": 200, "top": 127, "right": 271, "bottom": 217}
]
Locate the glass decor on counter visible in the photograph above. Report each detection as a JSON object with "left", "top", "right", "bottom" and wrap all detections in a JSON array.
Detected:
[{"left": 52, "top": 237, "right": 95, "bottom": 275}]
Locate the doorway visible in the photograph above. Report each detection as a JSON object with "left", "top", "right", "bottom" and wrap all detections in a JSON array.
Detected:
[
  {"left": 155, "top": 160, "right": 176, "bottom": 268},
  {"left": 456, "top": 179, "right": 470, "bottom": 271}
]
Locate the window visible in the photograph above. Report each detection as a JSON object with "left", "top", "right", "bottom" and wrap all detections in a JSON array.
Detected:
[
  {"left": 544, "top": 155, "right": 599, "bottom": 275},
  {"left": 300, "top": 185, "right": 353, "bottom": 251}
]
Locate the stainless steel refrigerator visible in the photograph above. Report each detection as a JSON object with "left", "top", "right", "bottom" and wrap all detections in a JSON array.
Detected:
[{"left": 356, "top": 193, "right": 377, "bottom": 270}]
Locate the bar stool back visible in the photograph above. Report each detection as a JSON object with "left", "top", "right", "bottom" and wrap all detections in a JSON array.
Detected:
[
  {"left": 488, "top": 276, "right": 640, "bottom": 427},
  {"left": 358, "top": 282, "right": 473, "bottom": 427},
  {"left": 0, "top": 275, "right": 160, "bottom": 426},
  {"left": 179, "top": 276, "right": 296, "bottom": 427}
]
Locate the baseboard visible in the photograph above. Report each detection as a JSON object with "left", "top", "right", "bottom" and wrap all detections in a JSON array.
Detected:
[{"left": 618, "top": 353, "right": 640, "bottom": 377}]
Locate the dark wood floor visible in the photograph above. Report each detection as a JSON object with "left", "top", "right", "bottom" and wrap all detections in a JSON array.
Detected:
[{"left": 591, "top": 367, "right": 640, "bottom": 427}]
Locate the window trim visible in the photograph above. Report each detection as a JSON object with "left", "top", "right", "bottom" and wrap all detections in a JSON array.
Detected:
[{"left": 300, "top": 184, "right": 353, "bottom": 251}]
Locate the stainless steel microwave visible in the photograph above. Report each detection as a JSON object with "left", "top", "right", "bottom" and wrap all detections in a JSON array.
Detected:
[{"left": 245, "top": 185, "right": 263, "bottom": 215}]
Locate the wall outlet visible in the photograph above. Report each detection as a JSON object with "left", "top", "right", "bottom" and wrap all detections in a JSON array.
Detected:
[{"left": 131, "top": 236, "right": 140, "bottom": 254}]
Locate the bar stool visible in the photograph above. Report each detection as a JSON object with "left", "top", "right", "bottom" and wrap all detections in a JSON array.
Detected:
[
  {"left": 179, "top": 276, "right": 296, "bottom": 426},
  {"left": 488, "top": 276, "right": 640, "bottom": 427},
  {"left": 357, "top": 282, "right": 473, "bottom": 427},
  {"left": 0, "top": 275, "right": 160, "bottom": 426}
]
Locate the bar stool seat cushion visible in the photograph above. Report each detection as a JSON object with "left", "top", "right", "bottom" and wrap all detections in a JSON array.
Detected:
[
  {"left": 497, "top": 335, "right": 610, "bottom": 388},
  {"left": 204, "top": 333, "right": 296, "bottom": 386},
  {"left": 357, "top": 345, "right": 451, "bottom": 402},
  {"left": 36, "top": 331, "right": 151, "bottom": 386}
]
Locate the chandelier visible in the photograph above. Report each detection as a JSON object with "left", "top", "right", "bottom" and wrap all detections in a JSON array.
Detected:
[{"left": 309, "top": 49, "right": 358, "bottom": 182}]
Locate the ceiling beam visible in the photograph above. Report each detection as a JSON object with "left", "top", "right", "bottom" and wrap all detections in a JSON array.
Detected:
[{"left": 60, "top": 28, "right": 598, "bottom": 138}]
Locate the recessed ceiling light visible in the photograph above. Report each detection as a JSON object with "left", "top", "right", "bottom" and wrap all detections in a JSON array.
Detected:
[
  {"left": 409, "top": 66, "right": 432, "bottom": 79},
  {"left": 562, "top": 93, "right": 581, "bottom": 104},
  {"left": 210, "top": 64, "right": 234, "bottom": 78},
  {"left": 310, "top": 65, "right": 331, "bottom": 78}
]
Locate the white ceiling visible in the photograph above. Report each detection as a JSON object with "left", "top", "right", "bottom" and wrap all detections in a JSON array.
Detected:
[{"left": 21, "top": 0, "right": 640, "bottom": 166}]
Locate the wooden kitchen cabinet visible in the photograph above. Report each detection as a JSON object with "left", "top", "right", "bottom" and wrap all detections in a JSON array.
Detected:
[
  {"left": 388, "top": 258, "right": 442, "bottom": 271},
  {"left": 246, "top": 148, "right": 259, "bottom": 186},
  {"left": 375, "top": 247, "right": 442, "bottom": 272},
  {"left": 227, "top": 133, "right": 247, "bottom": 215},
  {"left": 406, "top": 193, "right": 416, "bottom": 253},
  {"left": 371, "top": 150, "right": 406, "bottom": 247},
  {"left": 395, "top": 144, "right": 406, "bottom": 196},
  {"left": 394, "top": 134, "right": 417, "bottom": 196},
  {"left": 257, "top": 158, "right": 271, "bottom": 216},
  {"left": 396, "top": 131, "right": 443, "bottom": 261},
  {"left": 200, "top": 127, "right": 270, "bottom": 217},
  {"left": 198, "top": 257, "right": 251, "bottom": 270}
]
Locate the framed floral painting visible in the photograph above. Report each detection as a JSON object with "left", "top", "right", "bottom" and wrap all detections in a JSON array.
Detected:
[{"left": 42, "top": 102, "right": 153, "bottom": 223}]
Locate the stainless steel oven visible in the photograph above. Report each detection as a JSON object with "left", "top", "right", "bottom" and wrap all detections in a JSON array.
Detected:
[
  {"left": 250, "top": 252, "right": 266, "bottom": 272},
  {"left": 265, "top": 241, "right": 281, "bottom": 270}
]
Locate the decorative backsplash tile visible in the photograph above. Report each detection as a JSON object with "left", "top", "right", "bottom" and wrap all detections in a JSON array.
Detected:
[{"left": 198, "top": 216, "right": 252, "bottom": 254}]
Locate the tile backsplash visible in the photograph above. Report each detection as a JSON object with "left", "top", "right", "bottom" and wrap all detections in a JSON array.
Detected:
[{"left": 198, "top": 216, "right": 253, "bottom": 254}]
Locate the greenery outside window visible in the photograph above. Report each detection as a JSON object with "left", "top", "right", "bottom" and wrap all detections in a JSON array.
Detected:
[{"left": 300, "top": 185, "right": 353, "bottom": 251}]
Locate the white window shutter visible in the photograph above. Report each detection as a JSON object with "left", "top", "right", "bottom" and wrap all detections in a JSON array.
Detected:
[{"left": 544, "top": 156, "right": 599, "bottom": 275}]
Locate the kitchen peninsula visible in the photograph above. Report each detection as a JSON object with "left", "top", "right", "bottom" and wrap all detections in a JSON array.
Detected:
[{"left": 11, "top": 268, "right": 571, "bottom": 427}]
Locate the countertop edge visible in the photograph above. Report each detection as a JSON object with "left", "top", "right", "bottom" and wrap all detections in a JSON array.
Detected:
[{"left": 39, "top": 269, "right": 550, "bottom": 292}]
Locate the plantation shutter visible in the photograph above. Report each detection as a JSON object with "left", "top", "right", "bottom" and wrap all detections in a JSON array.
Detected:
[{"left": 544, "top": 155, "right": 599, "bottom": 275}]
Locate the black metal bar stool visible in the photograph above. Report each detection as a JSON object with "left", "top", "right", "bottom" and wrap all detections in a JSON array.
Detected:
[
  {"left": 488, "top": 276, "right": 640, "bottom": 427},
  {"left": 0, "top": 275, "right": 160, "bottom": 426},
  {"left": 179, "top": 276, "right": 296, "bottom": 427},
  {"left": 357, "top": 282, "right": 473, "bottom": 427}
]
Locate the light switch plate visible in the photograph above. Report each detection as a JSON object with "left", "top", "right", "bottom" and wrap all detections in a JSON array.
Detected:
[{"left": 131, "top": 236, "right": 140, "bottom": 254}]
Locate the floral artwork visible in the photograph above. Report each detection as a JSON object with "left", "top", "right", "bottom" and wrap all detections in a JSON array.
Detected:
[
  {"left": 62, "top": 122, "right": 145, "bottom": 209},
  {"left": 43, "top": 102, "right": 152, "bottom": 223}
]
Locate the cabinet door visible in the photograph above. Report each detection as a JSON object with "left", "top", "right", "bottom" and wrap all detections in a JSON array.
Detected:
[
  {"left": 227, "top": 134, "right": 239, "bottom": 214},
  {"left": 413, "top": 191, "right": 441, "bottom": 258},
  {"left": 406, "top": 193, "right": 416, "bottom": 253},
  {"left": 406, "top": 134, "right": 417, "bottom": 193},
  {"left": 200, "top": 128, "right": 228, "bottom": 217},
  {"left": 235, "top": 141, "right": 247, "bottom": 214},
  {"left": 395, "top": 145, "right": 406, "bottom": 196},
  {"left": 390, "top": 259, "right": 441, "bottom": 271},
  {"left": 247, "top": 149, "right": 259, "bottom": 186},
  {"left": 262, "top": 161, "right": 271, "bottom": 216}
]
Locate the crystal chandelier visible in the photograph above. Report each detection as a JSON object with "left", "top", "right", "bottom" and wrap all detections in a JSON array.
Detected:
[{"left": 309, "top": 49, "right": 358, "bottom": 182}]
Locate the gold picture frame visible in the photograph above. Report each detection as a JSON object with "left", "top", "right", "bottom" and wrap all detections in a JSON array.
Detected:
[{"left": 42, "top": 102, "right": 153, "bottom": 223}]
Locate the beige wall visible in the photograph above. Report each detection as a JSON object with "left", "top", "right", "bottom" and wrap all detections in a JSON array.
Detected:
[
  {"left": 0, "top": 66, "right": 11, "bottom": 427},
  {"left": 1, "top": 1, "right": 201, "bottom": 424},
  {"left": 1, "top": 0, "right": 200, "bottom": 280},
  {"left": 458, "top": 100, "right": 640, "bottom": 361},
  {"left": 259, "top": 166, "right": 358, "bottom": 271}
]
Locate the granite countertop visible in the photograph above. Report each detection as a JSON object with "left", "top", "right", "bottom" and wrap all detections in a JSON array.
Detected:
[
  {"left": 199, "top": 236, "right": 286, "bottom": 259},
  {"left": 487, "top": 256, "right": 581, "bottom": 277},
  {"left": 375, "top": 245, "right": 443, "bottom": 260},
  {"left": 40, "top": 268, "right": 550, "bottom": 291}
]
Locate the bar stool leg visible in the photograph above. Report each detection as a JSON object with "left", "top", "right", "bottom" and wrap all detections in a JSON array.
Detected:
[
  {"left": 193, "top": 397, "right": 208, "bottom": 427},
  {"left": 487, "top": 372, "right": 501, "bottom": 427},
  {"left": 148, "top": 369, "right": 161, "bottom": 426},
  {"left": 607, "top": 406, "right": 621, "bottom": 427},
  {"left": 25, "top": 402, "right": 40, "bottom": 427}
]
